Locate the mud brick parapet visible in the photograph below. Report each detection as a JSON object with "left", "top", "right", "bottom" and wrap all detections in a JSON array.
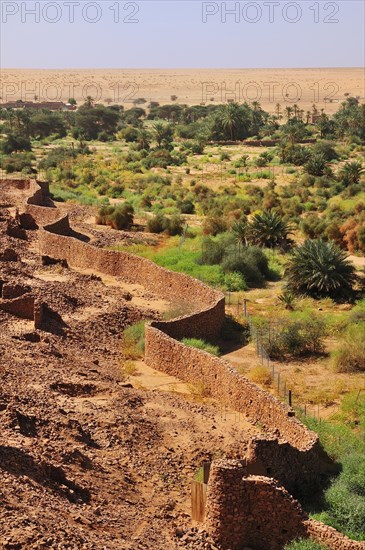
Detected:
[{"left": 205, "top": 460, "right": 365, "bottom": 550}]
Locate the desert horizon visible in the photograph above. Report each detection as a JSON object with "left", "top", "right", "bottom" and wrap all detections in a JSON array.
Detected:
[{"left": 1, "top": 67, "right": 364, "bottom": 114}]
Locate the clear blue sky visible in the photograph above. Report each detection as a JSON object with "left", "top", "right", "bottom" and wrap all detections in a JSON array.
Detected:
[{"left": 1, "top": 1, "right": 364, "bottom": 68}]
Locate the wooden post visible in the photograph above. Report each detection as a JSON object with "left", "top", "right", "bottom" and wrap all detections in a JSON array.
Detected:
[
  {"left": 191, "top": 481, "right": 207, "bottom": 522},
  {"left": 243, "top": 299, "right": 247, "bottom": 317},
  {"left": 288, "top": 390, "right": 292, "bottom": 407},
  {"left": 203, "top": 462, "right": 211, "bottom": 484}
]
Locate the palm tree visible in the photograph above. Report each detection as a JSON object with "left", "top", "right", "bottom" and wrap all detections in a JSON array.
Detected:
[
  {"left": 231, "top": 216, "right": 249, "bottom": 247},
  {"left": 85, "top": 96, "right": 94, "bottom": 108},
  {"left": 6, "top": 109, "right": 15, "bottom": 131},
  {"left": 339, "top": 161, "right": 364, "bottom": 185},
  {"left": 249, "top": 211, "right": 292, "bottom": 250},
  {"left": 285, "top": 106, "right": 293, "bottom": 121},
  {"left": 316, "top": 113, "right": 330, "bottom": 138},
  {"left": 153, "top": 122, "right": 173, "bottom": 147},
  {"left": 285, "top": 239, "right": 357, "bottom": 300},
  {"left": 136, "top": 128, "right": 150, "bottom": 150},
  {"left": 220, "top": 103, "right": 244, "bottom": 141},
  {"left": 281, "top": 122, "right": 303, "bottom": 146},
  {"left": 304, "top": 153, "right": 327, "bottom": 176}
]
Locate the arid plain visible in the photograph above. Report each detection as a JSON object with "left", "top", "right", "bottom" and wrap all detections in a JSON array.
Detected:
[{"left": 1, "top": 68, "right": 364, "bottom": 113}]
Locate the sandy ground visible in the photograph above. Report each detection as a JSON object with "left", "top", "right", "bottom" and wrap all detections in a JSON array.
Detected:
[{"left": 1, "top": 68, "right": 364, "bottom": 114}]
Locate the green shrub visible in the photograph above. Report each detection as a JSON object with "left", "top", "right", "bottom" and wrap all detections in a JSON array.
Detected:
[
  {"left": 96, "top": 204, "right": 134, "bottom": 230},
  {"left": 201, "top": 233, "right": 236, "bottom": 265},
  {"left": 147, "top": 213, "right": 165, "bottom": 233},
  {"left": 331, "top": 323, "right": 365, "bottom": 372},
  {"left": 181, "top": 338, "right": 220, "bottom": 356},
  {"left": 221, "top": 247, "right": 270, "bottom": 287},
  {"left": 224, "top": 271, "right": 247, "bottom": 292},
  {"left": 147, "top": 213, "right": 184, "bottom": 235},
  {"left": 265, "top": 315, "right": 327, "bottom": 359},
  {"left": 325, "top": 478, "right": 365, "bottom": 537},
  {"left": 202, "top": 215, "right": 228, "bottom": 236},
  {"left": 122, "top": 321, "right": 145, "bottom": 359},
  {"left": 0, "top": 152, "right": 35, "bottom": 173},
  {"left": 303, "top": 395, "right": 365, "bottom": 540},
  {"left": 165, "top": 214, "right": 184, "bottom": 236}
]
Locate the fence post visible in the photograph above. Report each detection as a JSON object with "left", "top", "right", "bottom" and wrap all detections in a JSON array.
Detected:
[
  {"left": 288, "top": 390, "right": 292, "bottom": 407},
  {"left": 277, "top": 372, "right": 280, "bottom": 393},
  {"left": 243, "top": 299, "right": 247, "bottom": 318}
]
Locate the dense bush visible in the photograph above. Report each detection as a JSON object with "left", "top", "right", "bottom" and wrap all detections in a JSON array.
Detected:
[
  {"left": 224, "top": 271, "right": 247, "bottom": 291},
  {"left": 147, "top": 213, "right": 184, "bottom": 235},
  {"left": 39, "top": 147, "right": 79, "bottom": 170},
  {"left": 200, "top": 234, "right": 271, "bottom": 288},
  {"left": 96, "top": 204, "right": 134, "bottom": 230},
  {"left": 0, "top": 152, "right": 35, "bottom": 173},
  {"left": 264, "top": 315, "right": 327, "bottom": 359},
  {"left": 0, "top": 132, "right": 32, "bottom": 153},
  {"left": 202, "top": 215, "right": 228, "bottom": 236},
  {"left": 331, "top": 323, "right": 365, "bottom": 372},
  {"left": 221, "top": 247, "right": 269, "bottom": 287},
  {"left": 324, "top": 477, "right": 365, "bottom": 537}
]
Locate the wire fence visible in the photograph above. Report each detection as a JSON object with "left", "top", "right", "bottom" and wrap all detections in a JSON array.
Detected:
[{"left": 224, "top": 293, "right": 340, "bottom": 421}]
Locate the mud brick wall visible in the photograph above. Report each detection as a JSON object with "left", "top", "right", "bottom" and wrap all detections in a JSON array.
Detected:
[
  {"left": 145, "top": 325, "right": 316, "bottom": 451},
  {"left": 0, "top": 249, "right": 20, "bottom": 262},
  {"left": 0, "top": 294, "right": 35, "bottom": 321},
  {"left": 24, "top": 180, "right": 62, "bottom": 228},
  {"left": 205, "top": 460, "right": 308, "bottom": 550},
  {"left": 245, "top": 436, "right": 336, "bottom": 495},
  {"left": 305, "top": 519, "right": 365, "bottom": 550},
  {"left": 205, "top": 460, "right": 365, "bottom": 550},
  {"left": 2, "top": 283, "right": 31, "bottom": 300},
  {"left": 39, "top": 218, "right": 225, "bottom": 342}
]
